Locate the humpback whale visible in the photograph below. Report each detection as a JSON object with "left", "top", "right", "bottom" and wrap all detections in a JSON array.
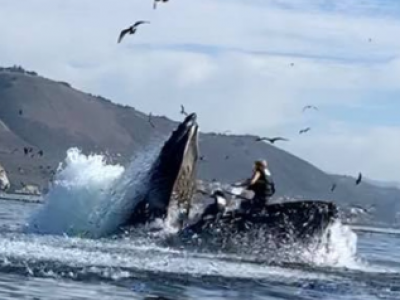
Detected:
[
  {"left": 121, "top": 112, "right": 339, "bottom": 247},
  {"left": 124, "top": 113, "right": 199, "bottom": 229}
]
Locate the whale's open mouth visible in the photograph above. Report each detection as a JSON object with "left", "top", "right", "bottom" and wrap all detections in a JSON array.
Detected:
[{"left": 125, "top": 113, "right": 199, "bottom": 227}]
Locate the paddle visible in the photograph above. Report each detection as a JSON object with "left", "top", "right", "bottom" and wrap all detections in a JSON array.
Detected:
[
  {"left": 223, "top": 190, "right": 251, "bottom": 202},
  {"left": 196, "top": 186, "right": 251, "bottom": 202}
]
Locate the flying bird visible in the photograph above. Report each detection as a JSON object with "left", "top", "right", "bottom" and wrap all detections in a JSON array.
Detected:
[
  {"left": 117, "top": 21, "right": 150, "bottom": 43},
  {"left": 153, "top": 0, "right": 169, "bottom": 9},
  {"left": 299, "top": 127, "right": 311, "bottom": 134},
  {"left": 331, "top": 183, "right": 337, "bottom": 192},
  {"left": 255, "top": 136, "right": 289, "bottom": 144},
  {"left": 302, "top": 105, "right": 318, "bottom": 112},
  {"left": 180, "top": 104, "right": 188, "bottom": 116},
  {"left": 355, "top": 172, "right": 362, "bottom": 185}
]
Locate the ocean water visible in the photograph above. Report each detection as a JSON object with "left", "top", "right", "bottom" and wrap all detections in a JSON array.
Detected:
[{"left": 0, "top": 149, "right": 399, "bottom": 300}]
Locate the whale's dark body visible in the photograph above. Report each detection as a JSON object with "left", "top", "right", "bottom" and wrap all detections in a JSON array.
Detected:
[{"left": 124, "top": 113, "right": 340, "bottom": 245}]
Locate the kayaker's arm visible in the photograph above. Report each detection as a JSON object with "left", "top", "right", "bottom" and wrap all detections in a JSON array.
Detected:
[
  {"left": 248, "top": 171, "right": 260, "bottom": 186},
  {"left": 233, "top": 171, "right": 260, "bottom": 188},
  {"left": 232, "top": 179, "right": 249, "bottom": 187}
]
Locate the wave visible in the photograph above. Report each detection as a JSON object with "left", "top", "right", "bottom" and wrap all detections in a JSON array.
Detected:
[
  {"left": 24, "top": 144, "right": 162, "bottom": 238},
  {"left": 0, "top": 227, "right": 398, "bottom": 293}
]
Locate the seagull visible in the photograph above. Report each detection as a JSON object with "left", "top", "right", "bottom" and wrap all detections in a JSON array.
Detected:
[
  {"left": 255, "top": 136, "right": 289, "bottom": 144},
  {"left": 331, "top": 183, "right": 337, "bottom": 192},
  {"left": 302, "top": 105, "right": 318, "bottom": 112},
  {"left": 148, "top": 113, "right": 155, "bottom": 128},
  {"left": 153, "top": 0, "right": 169, "bottom": 9},
  {"left": 355, "top": 172, "right": 362, "bottom": 185},
  {"left": 180, "top": 104, "right": 188, "bottom": 116},
  {"left": 117, "top": 21, "right": 150, "bottom": 43},
  {"left": 299, "top": 127, "right": 311, "bottom": 134}
]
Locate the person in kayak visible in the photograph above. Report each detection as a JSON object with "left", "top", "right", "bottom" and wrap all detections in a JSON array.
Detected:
[{"left": 233, "top": 160, "right": 275, "bottom": 214}]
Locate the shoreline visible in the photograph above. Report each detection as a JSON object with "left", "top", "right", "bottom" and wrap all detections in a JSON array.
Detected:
[{"left": 0, "top": 192, "right": 43, "bottom": 203}]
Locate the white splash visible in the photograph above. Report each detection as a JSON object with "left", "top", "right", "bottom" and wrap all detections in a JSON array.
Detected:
[
  {"left": 300, "top": 220, "right": 359, "bottom": 268},
  {"left": 25, "top": 144, "right": 162, "bottom": 238}
]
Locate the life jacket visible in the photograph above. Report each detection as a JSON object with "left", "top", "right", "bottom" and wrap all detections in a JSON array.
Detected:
[{"left": 249, "top": 169, "right": 275, "bottom": 198}]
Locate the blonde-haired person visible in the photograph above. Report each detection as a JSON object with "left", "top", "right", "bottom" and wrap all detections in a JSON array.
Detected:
[{"left": 233, "top": 159, "right": 275, "bottom": 213}]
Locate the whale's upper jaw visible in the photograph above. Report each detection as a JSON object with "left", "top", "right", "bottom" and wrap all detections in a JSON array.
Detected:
[
  {"left": 183, "top": 113, "right": 197, "bottom": 129},
  {"left": 171, "top": 113, "right": 198, "bottom": 145}
]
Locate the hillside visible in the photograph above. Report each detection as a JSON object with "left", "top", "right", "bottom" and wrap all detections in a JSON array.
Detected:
[{"left": 1, "top": 66, "right": 399, "bottom": 225}]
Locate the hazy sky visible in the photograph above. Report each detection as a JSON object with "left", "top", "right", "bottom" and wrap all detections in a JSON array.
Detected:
[{"left": 1, "top": 0, "right": 399, "bottom": 182}]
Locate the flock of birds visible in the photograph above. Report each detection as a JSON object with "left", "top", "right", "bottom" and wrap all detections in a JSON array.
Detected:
[
  {"left": 177, "top": 103, "right": 363, "bottom": 192},
  {"left": 254, "top": 104, "right": 317, "bottom": 144},
  {"left": 252, "top": 104, "right": 363, "bottom": 190},
  {"left": 10, "top": 146, "right": 44, "bottom": 158},
  {"left": 9, "top": 144, "right": 55, "bottom": 182},
  {"left": 3, "top": 108, "right": 57, "bottom": 188}
]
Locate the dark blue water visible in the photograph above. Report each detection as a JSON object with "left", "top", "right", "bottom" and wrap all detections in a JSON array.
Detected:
[{"left": 0, "top": 199, "right": 400, "bottom": 300}]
